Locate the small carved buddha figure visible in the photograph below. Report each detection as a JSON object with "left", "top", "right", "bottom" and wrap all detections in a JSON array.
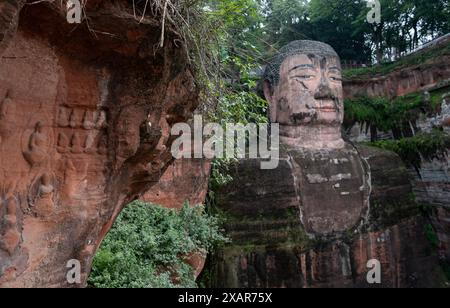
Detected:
[
  {"left": 82, "top": 110, "right": 95, "bottom": 130},
  {"left": 84, "top": 131, "right": 97, "bottom": 154},
  {"left": 23, "top": 122, "right": 49, "bottom": 167},
  {"left": 1, "top": 198, "right": 20, "bottom": 256},
  {"left": 70, "top": 133, "right": 84, "bottom": 154},
  {"left": 57, "top": 132, "right": 70, "bottom": 154},
  {"left": 34, "top": 174, "right": 55, "bottom": 216},
  {"left": 57, "top": 107, "right": 70, "bottom": 127},
  {"left": 0, "top": 90, "right": 16, "bottom": 143},
  {"left": 69, "top": 110, "right": 78, "bottom": 128}
]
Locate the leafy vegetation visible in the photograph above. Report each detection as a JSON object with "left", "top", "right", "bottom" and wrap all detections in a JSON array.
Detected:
[
  {"left": 369, "top": 130, "right": 450, "bottom": 169},
  {"left": 345, "top": 95, "right": 423, "bottom": 133},
  {"left": 88, "top": 201, "right": 228, "bottom": 288},
  {"left": 344, "top": 85, "right": 450, "bottom": 140},
  {"left": 242, "top": 0, "right": 449, "bottom": 65},
  {"left": 167, "top": 0, "right": 450, "bottom": 100},
  {"left": 206, "top": 51, "right": 269, "bottom": 191},
  {"left": 424, "top": 223, "right": 440, "bottom": 250}
]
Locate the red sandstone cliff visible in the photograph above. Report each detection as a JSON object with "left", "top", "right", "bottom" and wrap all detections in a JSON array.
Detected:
[
  {"left": 0, "top": 0, "right": 200, "bottom": 287},
  {"left": 343, "top": 37, "right": 450, "bottom": 99}
]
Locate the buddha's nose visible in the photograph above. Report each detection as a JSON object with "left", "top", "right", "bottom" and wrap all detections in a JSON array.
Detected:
[{"left": 314, "top": 78, "right": 335, "bottom": 100}]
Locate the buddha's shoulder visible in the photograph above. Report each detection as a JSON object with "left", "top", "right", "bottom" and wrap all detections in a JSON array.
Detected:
[
  {"left": 354, "top": 144, "right": 410, "bottom": 178},
  {"left": 354, "top": 144, "right": 414, "bottom": 205},
  {"left": 354, "top": 144, "right": 404, "bottom": 165},
  {"left": 232, "top": 143, "right": 412, "bottom": 192}
]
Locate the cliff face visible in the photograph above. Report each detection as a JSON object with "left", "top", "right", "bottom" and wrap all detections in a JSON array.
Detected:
[
  {"left": 0, "top": 1, "right": 199, "bottom": 287},
  {"left": 343, "top": 43, "right": 450, "bottom": 265}
]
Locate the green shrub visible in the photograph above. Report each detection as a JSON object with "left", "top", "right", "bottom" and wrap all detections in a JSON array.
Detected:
[
  {"left": 88, "top": 201, "right": 228, "bottom": 288},
  {"left": 344, "top": 94, "right": 424, "bottom": 133},
  {"left": 207, "top": 56, "right": 269, "bottom": 192},
  {"left": 369, "top": 130, "right": 450, "bottom": 169}
]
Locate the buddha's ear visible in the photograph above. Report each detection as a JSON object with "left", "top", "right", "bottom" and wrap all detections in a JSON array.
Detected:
[
  {"left": 264, "top": 80, "right": 277, "bottom": 122},
  {"left": 263, "top": 80, "right": 274, "bottom": 105}
]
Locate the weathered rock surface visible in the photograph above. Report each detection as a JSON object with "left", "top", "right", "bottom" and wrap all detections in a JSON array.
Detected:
[
  {"left": 142, "top": 158, "right": 211, "bottom": 209},
  {"left": 0, "top": 1, "right": 199, "bottom": 287},
  {"left": 208, "top": 145, "right": 446, "bottom": 288},
  {"left": 0, "top": 0, "right": 25, "bottom": 55},
  {"left": 343, "top": 38, "right": 450, "bottom": 99},
  {"left": 411, "top": 156, "right": 450, "bottom": 208}
]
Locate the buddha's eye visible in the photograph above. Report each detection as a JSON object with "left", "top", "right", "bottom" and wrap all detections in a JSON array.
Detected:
[
  {"left": 294, "top": 75, "right": 314, "bottom": 81},
  {"left": 330, "top": 76, "right": 342, "bottom": 82}
]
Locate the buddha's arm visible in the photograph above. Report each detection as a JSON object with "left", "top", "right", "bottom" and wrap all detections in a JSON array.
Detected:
[{"left": 28, "top": 133, "right": 38, "bottom": 150}]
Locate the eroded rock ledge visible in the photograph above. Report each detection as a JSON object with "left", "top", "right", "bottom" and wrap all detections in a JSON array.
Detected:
[
  {"left": 343, "top": 37, "right": 450, "bottom": 99},
  {"left": 0, "top": 1, "right": 199, "bottom": 287}
]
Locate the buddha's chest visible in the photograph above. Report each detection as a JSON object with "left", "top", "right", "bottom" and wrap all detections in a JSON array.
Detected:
[{"left": 283, "top": 145, "right": 370, "bottom": 235}]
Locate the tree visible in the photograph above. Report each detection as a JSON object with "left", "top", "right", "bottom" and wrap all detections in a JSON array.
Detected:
[{"left": 309, "top": 0, "right": 371, "bottom": 62}]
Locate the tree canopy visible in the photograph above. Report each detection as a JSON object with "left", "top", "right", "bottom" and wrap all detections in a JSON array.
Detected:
[{"left": 207, "top": 0, "right": 450, "bottom": 66}]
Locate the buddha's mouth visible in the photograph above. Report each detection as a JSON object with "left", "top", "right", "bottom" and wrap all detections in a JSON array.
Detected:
[
  {"left": 315, "top": 100, "right": 339, "bottom": 112},
  {"left": 315, "top": 107, "right": 337, "bottom": 112}
]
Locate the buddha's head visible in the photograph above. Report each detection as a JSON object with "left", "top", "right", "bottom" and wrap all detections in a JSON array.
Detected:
[
  {"left": 263, "top": 41, "right": 344, "bottom": 143},
  {"left": 35, "top": 121, "right": 43, "bottom": 133}
]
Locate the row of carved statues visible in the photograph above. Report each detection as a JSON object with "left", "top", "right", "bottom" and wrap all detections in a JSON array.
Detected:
[
  {"left": 57, "top": 107, "right": 106, "bottom": 130},
  {"left": 57, "top": 131, "right": 107, "bottom": 155}
]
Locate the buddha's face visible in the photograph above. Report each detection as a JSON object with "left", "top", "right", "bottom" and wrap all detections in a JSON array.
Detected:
[{"left": 265, "top": 54, "right": 344, "bottom": 129}]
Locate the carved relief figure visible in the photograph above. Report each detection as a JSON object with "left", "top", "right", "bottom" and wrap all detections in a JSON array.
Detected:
[
  {"left": 82, "top": 110, "right": 95, "bottom": 130},
  {"left": 95, "top": 110, "right": 107, "bottom": 129},
  {"left": 57, "top": 132, "right": 70, "bottom": 154},
  {"left": 23, "top": 122, "right": 49, "bottom": 167},
  {"left": 57, "top": 107, "right": 70, "bottom": 127},
  {"left": 34, "top": 174, "right": 55, "bottom": 217},
  {"left": 0, "top": 90, "right": 16, "bottom": 143},
  {"left": 69, "top": 110, "right": 78, "bottom": 128},
  {"left": 84, "top": 131, "right": 97, "bottom": 154},
  {"left": 70, "top": 133, "right": 84, "bottom": 154},
  {"left": 116, "top": 110, "right": 140, "bottom": 159},
  {"left": 0, "top": 197, "right": 21, "bottom": 256}
]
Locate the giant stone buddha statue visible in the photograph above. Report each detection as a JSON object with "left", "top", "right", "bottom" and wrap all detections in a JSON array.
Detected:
[{"left": 207, "top": 41, "right": 445, "bottom": 288}]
